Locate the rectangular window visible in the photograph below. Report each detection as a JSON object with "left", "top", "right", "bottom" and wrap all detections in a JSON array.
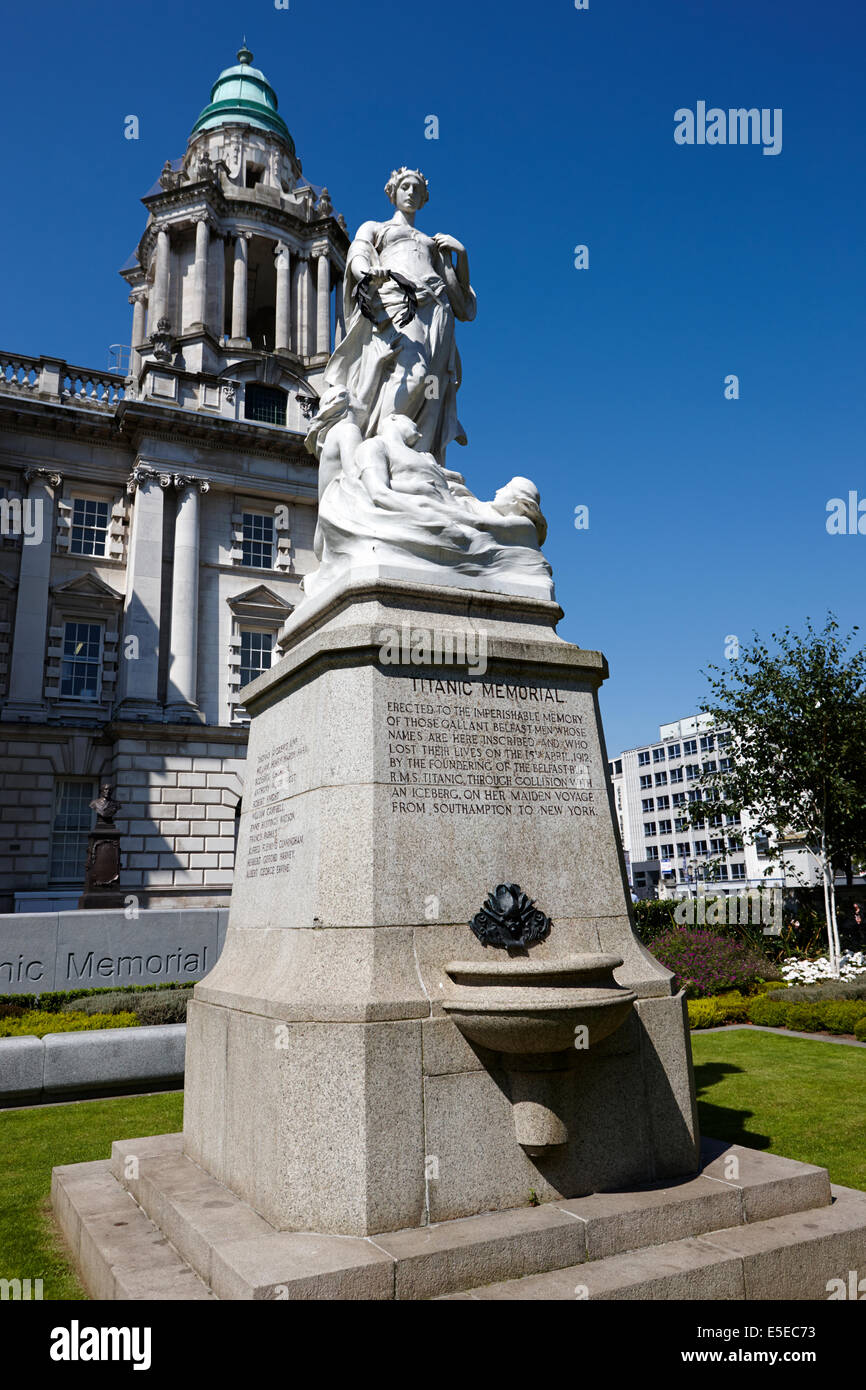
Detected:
[
  {"left": 726, "top": 813, "right": 741, "bottom": 826},
  {"left": 639, "top": 774, "right": 652, "bottom": 789},
  {"left": 241, "top": 512, "right": 275, "bottom": 569},
  {"left": 637, "top": 751, "right": 650, "bottom": 766},
  {"left": 703, "top": 760, "right": 717, "bottom": 774},
  {"left": 674, "top": 817, "right": 688, "bottom": 832},
  {"left": 676, "top": 841, "right": 691, "bottom": 856},
  {"left": 709, "top": 814, "right": 724, "bottom": 828},
  {"left": 641, "top": 798, "right": 655, "bottom": 813},
  {"left": 717, "top": 864, "right": 729, "bottom": 880},
  {"left": 646, "top": 846, "right": 659, "bottom": 860},
  {"left": 239, "top": 629, "right": 274, "bottom": 687},
  {"left": 731, "top": 863, "right": 746, "bottom": 880},
  {"left": 667, "top": 743, "right": 680, "bottom": 759},
  {"left": 244, "top": 384, "right": 287, "bottom": 425},
  {"left": 687, "top": 789, "right": 702, "bottom": 803},
  {"left": 672, "top": 792, "right": 686, "bottom": 807},
  {"left": 710, "top": 838, "right": 726, "bottom": 855},
  {"left": 652, "top": 748, "right": 665, "bottom": 763},
  {"left": 50, "top": 780, "right": 95, "bottom": 881},
  {"left": 654, "top": 771, "right": 667, "bottom": 786},
  {"left": 656, "top": 795, "right": 670, "bottom": 810},
  {"left": 643, "top": 822, "right": 656, "bottom": 837},
  {"left": 658, "top": 819, "right": 672, "bottom": 835},
  {"left": 728, "top": 835, "right": 744, "bottom": 853},
  {"left": 694, "top": 840, "right": 708, "bottom": 856},
  {"left": 719, "top": 757, "right": 732, "bottom": 772},
  {"left": 669, "top": 768, "right": 683, "bottom": 784},
  {"left": 700, "top": 735, "right": 715, "bottom": 752},
  {"left": 660, "top": 843, "right": 674, "bottom": 858},
  {"left": 683, "top": 739, "right": 697, "bottom": 755},
  {"left": 70, "top": 497, "right": 110, "bottom": 556},
  {"left": 717, "top": 732, "right": 731, "bottom": 749},
  {"left": 60, "top": 621, "right": 102, "bottom": 700}
]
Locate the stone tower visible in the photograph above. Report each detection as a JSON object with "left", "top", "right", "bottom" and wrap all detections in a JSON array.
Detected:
[{"left": 120, "top": 45, "right": 348, "bottom": 432}]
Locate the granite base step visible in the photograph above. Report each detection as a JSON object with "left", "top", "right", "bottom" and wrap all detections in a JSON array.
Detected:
[{"left": 50, "top": 1136, "right": 866, "bottom": 1301}]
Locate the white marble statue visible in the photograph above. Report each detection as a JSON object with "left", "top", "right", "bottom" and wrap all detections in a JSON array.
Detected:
[{"left": 302, "top": 170, "right": 553, "bottom": 601}]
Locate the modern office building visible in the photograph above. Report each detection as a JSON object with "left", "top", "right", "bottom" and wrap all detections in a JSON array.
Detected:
[
  {"left": 0, "top": 47, "right": 349, "bottom": 911},
  {"left": 608, "top": 713, "right": 821, "bottom": 899}
]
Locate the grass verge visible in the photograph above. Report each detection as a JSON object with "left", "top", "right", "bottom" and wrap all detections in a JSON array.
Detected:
[{"left": 0, "top": 1090, "right": 183, "bottom": 1300}]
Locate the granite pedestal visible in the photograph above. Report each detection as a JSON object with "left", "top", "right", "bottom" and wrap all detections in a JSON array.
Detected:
[{"left": 52, "top": 576, "right": 865, "bottom": 1297}]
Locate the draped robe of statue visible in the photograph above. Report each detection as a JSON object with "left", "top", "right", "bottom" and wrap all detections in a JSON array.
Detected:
[
  {"left": 322, "top": 217, "right": 476, "bottom": 465},
  {"left": 302, "top": 175, "right": 554, "bottom": 604}
]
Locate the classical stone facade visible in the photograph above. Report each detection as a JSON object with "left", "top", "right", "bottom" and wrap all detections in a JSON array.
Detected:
[{"left": 0, "top": 48, "right": 348, "bottom": 910}]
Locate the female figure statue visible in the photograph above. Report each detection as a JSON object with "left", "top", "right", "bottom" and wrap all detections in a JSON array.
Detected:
[{"left": 320, "top": 167, "right": 476, "bottom": 466}]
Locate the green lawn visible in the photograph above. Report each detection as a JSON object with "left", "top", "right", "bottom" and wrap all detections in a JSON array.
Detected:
[
  {"left": 691, "top": 1029, "right": 866, "bottom": 1191},
  {"left": 0, "top": 1091, "right": 183, "bottom": 1300},
  {"left": 2, "top": 1033, "right": 864, "bottom": 1300}
]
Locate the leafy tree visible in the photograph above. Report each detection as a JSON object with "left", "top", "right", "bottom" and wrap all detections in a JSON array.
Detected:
[{"left": 692, "top": 614, "right": 866, "bottom": 977}]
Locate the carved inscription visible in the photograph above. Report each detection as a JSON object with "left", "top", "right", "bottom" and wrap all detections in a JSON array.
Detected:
[
  {"left": 386, "top": 678, "right": 598, "bottom": 817},
  {"left": 246, "top": 737, "right": 307, "bottom": 878}
]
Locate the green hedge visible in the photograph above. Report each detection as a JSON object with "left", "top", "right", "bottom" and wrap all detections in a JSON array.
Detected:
[
  {"left": 0, "top": 1010, "right": 140, "bottom": 1038},
  {"left": 59, "top": 987, "right": 192, "bottom": 1025},
  {"left": 688, "top": 992, "right": 866, "bottom": 1034},
  {"left": 766, "top": 978, "right": 866, "bottom": 1004},
  {"left": 0, "top": 981, "right": 190, "bottom": 1014}
]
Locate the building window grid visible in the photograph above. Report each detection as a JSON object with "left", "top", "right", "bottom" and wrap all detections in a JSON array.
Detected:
[
  {"left": 244, "top": 384, "right": 287, "bottom": 426},
  {"left": 60, "top": 621, "right": 102, "bottom": 700},
  {"left": 49, "top": 780, "right": 95, "bottom": 882},
  {"left": 241, "top": 512, "right": 276, "bottom": 569},
  {"left": 239, "top": 629, "right": 274, "bottom": 688},
  {"left": 70, "top": 498, "right": 110, "bottom": 556},
  {"left": 669, "top": 768, "right": 683, "bottom": 784}
]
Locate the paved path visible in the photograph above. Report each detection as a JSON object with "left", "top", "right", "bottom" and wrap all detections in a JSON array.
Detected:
[{"left": 697, "top": 1023, "right": 866, "bottom": 1048}]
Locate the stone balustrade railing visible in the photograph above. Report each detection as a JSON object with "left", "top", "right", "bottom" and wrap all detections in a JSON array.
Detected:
[{"left": 0, "top": 351, "right": 126, "bottom": 410}]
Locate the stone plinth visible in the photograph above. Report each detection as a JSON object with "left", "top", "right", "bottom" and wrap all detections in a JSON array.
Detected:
[{"left": 181, "top": 577, "right": 700, "bottom": 1236}]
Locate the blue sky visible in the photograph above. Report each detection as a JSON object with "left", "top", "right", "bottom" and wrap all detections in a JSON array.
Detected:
[{"left": 1, "top": 0, "right": 863, "bottom": 754}]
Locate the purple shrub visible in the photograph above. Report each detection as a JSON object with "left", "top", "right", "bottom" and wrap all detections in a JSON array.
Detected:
[{"left": 651, "top": 929, "right": 781, "bottom": 999}]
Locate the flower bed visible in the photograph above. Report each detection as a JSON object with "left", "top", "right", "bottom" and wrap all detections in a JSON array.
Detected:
[
  {"left": 651, "top": 929, "right": 781, "bottom": 998},
  {"left": 779, "top": 953, "right": 866, "bottom": 985}
]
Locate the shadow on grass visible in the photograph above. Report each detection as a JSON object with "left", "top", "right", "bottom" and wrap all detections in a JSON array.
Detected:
[{"left": 693, "top": 1060, "right": 773, "bottom": 1152}]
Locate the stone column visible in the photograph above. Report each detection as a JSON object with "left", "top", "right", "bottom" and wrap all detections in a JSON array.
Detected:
[
  {"left": 1, "top": 469, "right": 61, "bottom": 722},
  {"left": 129, "top": 290, "right": 148, "bottom": 377},
  {"left": 298, "top": 255, "right": 313, "bottom": 357},
  {"left": 209, "top": 231, "right": 226, "bottom": 339},
  {"left": 291, "top": 256, "right": 304, "bottom": 355},
  {"left": 166, "top": 476, "right": 209, "bottom": 719},
  {"left": 190, "top": 214, "right": 210, "bottom": 330},
  {"left": 274, "top": 244, "right": 292, "bottom": 354},
  {"left": 231, "top": 232, "right": 251, "bottom": 343},
  {"left": 316, "top": 252, "right": 331, "bottom": 355},
  {"left": 150, "top": 226, "right": 171, "bottom": 330},
  {"left": 115, "top": 465, "right": 168, "bottom": 721},
  {"left": 334, "top": 278, "right": 346, "bottom": 346}
]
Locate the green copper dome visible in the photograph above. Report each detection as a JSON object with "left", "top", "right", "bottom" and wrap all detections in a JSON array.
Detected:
[{"left": 191, "top": 45, "right": 293, "bottom": 146}]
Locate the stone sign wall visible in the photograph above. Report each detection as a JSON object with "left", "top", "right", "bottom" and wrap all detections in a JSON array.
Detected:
[{"left": 0, "top": 907, "right": 228, "bottom": 995}]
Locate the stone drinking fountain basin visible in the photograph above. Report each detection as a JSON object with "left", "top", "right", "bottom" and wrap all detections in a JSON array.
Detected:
[{"left": 441, "top": 954, "right": 636, "bottom": 1156}]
